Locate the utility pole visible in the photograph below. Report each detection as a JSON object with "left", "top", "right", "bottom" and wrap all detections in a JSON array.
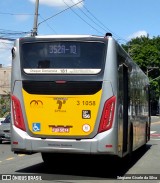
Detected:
[{"left": 32, "top": 0, "right": 39, "bottom": 36}]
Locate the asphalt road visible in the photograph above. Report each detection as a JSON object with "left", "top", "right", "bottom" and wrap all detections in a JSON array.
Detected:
[{"left": 0, "top": 116, "right": 160, "bottom": 183}]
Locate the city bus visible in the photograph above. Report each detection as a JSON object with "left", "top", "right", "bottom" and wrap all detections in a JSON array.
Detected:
[{"left": 11, "top": 33, "right": 150, "bottom": 162}]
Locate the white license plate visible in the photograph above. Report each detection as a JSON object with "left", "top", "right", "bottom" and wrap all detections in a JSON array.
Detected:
[{"left": 52, "top": 127, "right": 70, "bottom": 133}]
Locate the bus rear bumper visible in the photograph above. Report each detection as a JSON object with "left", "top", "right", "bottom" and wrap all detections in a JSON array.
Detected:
[{"left": 11, "top": 126, "right": 116, "bottom": 155}]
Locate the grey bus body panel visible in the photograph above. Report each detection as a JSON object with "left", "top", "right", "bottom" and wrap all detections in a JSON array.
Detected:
[{"left": 11, "top": 125, "right": 117, "bottom": 155}]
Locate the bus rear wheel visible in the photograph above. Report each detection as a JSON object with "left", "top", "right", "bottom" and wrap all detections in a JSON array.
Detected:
[
  {"left": 41, "top": 153, "right": 69, "bottom": 164},
  {"left": 128, "top": 126, "right": 133, "bottom": 162},
  {"left": 41, "top": 153, "right": 56, "bottom": 164}
]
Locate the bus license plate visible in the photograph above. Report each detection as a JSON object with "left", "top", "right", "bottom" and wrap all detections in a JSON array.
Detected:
[{"left": 52, "top": 126, "right": 70, "bottom": 133}]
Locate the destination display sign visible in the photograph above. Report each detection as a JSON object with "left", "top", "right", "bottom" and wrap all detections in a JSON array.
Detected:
[{"left": 48, "top": 43, "right": 80, "bottom": 57}]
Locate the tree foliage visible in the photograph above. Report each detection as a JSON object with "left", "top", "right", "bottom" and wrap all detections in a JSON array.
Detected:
[
  {"left": 0, "top": 95, "right": 10, "bottom": 117},
  {"left": 122, "top": 36, "right": 160, "bottom": 101}
]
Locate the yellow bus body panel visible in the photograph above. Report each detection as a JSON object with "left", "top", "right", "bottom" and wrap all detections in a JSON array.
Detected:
[{"left": 22, "top": 89, "right": 102, "bottom": 136}]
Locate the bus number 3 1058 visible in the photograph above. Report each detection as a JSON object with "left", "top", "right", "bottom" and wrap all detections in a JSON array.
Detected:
[{"left": 77, "top": 101, "right": 96, "bottom": 106}]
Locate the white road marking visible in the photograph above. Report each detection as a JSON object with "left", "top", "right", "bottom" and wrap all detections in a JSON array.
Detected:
[
  {"left": 6, "top": 157, "right": 15, "bottom": 161},
  {"left": 150, "top": 131, "right": 156, "bottom": 134},
  {"left": 18, "top": 154, "right": 25, "bottom": 157},
  {"left": 150, "top": 130, "right": 160, "bottom": 140}
]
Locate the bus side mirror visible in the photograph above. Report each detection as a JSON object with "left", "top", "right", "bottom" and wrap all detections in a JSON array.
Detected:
[{"left": 11, "top": 47, "right": 16, "bottom": 59}]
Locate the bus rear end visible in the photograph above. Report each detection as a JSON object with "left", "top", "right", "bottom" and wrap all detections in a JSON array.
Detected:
[{"left": 11, "top": 35, "right": 117, "bottom": 157}]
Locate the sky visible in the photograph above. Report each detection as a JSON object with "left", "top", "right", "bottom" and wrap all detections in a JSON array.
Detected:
[{"left": 0, "top": 0, "right": 160, "bottom": 66}]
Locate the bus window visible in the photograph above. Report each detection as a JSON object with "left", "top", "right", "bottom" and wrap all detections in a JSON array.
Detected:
[{"left": 21, "top": 42, "right": 106, "bottom": 71}]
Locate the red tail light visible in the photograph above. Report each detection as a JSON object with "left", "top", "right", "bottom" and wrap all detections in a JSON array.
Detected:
[
  {"left": 11, "top": 95, "right": 26, "bottom": 131},
  {"left": 98, "top": 96, "right": 116, "bottom": 133}
]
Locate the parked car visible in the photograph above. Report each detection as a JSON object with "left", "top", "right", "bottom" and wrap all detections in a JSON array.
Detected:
[
  {"left": 0, "top": 118, "right": 5, "bottom": 125},
  {"left": 0, "top": 114, "right": 11, "bottom": 143}
]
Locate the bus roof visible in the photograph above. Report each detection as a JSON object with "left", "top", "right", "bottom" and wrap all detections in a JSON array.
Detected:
[
  {"left": 15, "top": 32, "right": 115, "bottom": 42},
  {"left": 20, "top": 34, "right": 111, "bottom": 40}
]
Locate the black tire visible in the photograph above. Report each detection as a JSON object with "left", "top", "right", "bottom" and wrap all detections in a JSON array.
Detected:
[
  {"left": 41, "top": 153, "right": 68, "bottom": 165},
  {"left": 146, "top": 123, "right": 150, "bottom": 142},
  {"left": 0, "top": 139, "right": 2, "bottom": 144},
  {"left": 141, "top": 124, "right": 148, "bottom": 150},
  {"left": 41, "top": 153, "right": 55, "bottom": 164},
  {"left": 128, "top": 126, "right": 133, "bottom": 162}
]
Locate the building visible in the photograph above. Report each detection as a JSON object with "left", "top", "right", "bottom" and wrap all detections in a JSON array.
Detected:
[{"left": 0, "top": 64, "right": 11, "bottom": 95}]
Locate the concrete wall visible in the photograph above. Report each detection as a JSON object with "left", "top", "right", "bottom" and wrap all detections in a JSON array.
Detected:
[{"left": 0, "top": 66, "right": 11, "bottom": 95}]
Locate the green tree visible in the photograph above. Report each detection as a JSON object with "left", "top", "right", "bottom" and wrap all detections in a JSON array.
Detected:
[
  {"left": 0, "top": 95, "right": 10, "bottom": 117},
  {"left": 122, "top": 36, "right": 160, "bottom": 114}
]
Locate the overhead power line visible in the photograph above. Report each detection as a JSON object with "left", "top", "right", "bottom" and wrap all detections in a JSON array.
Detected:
[
  {"left": 0, "top": 48, "right": 11, "bottom": 50},
  {"left": 82, "top": 5, "right": 127, "bottom": 41},
  {"left": 0, "top": 37, "right": 15, "bottom": 41},
  {"left": 39, "top": 15, "right": 57, "bottom": 34},
  {"left": 0, "top": 41, "right": 13, "bottom": 44},
  {"left": 0, "top": 12, "right": 34, "bottom": 16},
  {"left": 83, "top": 6, "right": 113, "bottom": 34},
  {"left": 0, "top": 2, "right": 127, "bottom": 42},
  {"left": 0, "top": 29, "right": 31, "bottom": 41},
  {"left": 70, "top": 0, "right": 106, "bottom": 35},
  {"left": 38, "top": 0, "right": 84, "bottom": 26},
  {"left": 63, "top": 0, "right": 103, "bottom": 35}
]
